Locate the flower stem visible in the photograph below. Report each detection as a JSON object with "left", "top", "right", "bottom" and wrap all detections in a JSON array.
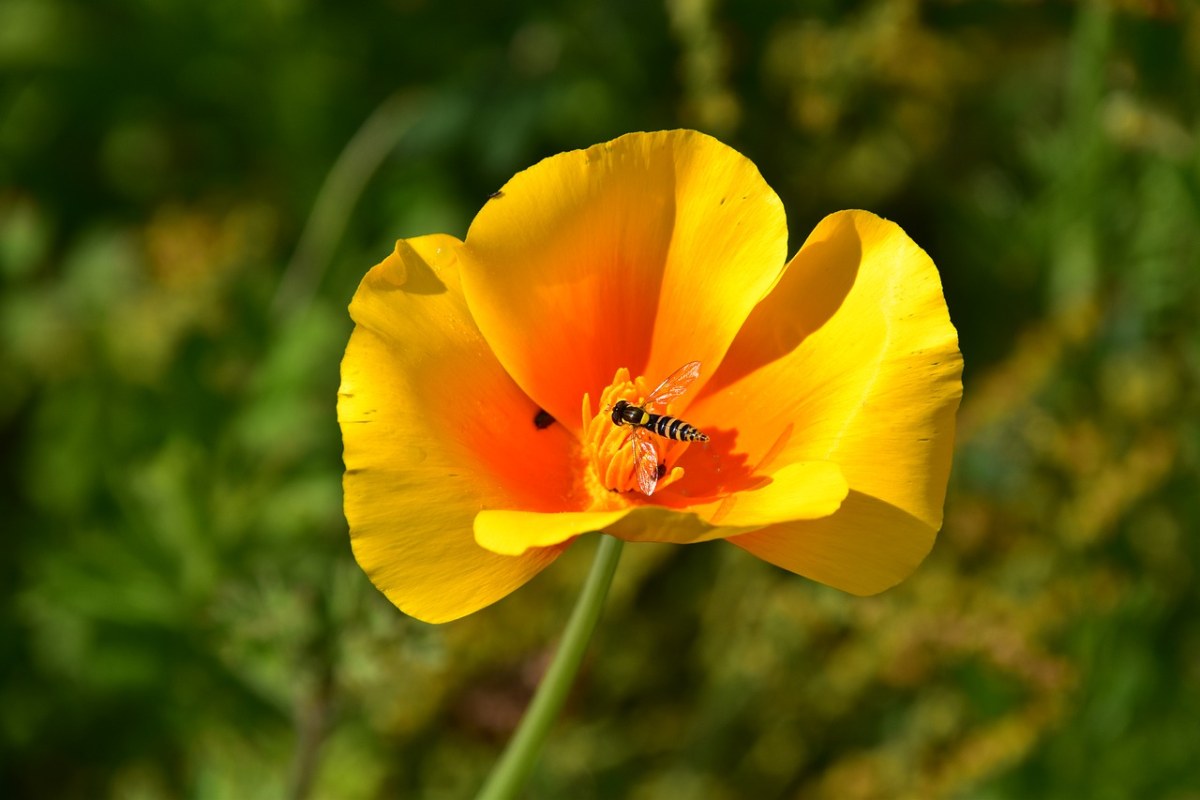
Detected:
[{"left": 475, "top": 534, "right": 625, "bottom": 800}]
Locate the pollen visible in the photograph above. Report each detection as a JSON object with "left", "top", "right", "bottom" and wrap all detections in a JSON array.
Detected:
[{"left": 581, "top": 367, "right": 692, "bottom": 497}]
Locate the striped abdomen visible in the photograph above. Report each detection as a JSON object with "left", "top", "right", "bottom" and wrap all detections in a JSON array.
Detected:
[
  {"left": 611, "top": 400, "right": 709, "bottom": 442},
  {"left": 642, "top": 413, "right": 709, "bottom": 442}
]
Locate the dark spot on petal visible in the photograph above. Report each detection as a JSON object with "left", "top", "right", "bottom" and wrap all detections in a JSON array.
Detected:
[
  {"left": 656, "top": 463, "right": 667, "bottom": 479},
  {"left": 533, "top": 409, "right": 555, "bottom": 429}
]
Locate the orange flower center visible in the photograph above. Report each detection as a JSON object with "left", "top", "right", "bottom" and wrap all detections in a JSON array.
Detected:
[{"left": 581, "top": 367, "right": 695, "bottom": 498}]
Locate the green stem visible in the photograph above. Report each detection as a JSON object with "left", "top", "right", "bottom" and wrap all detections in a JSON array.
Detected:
[{"left": 475, "top": 534, "right": 625, "bottom": 800}]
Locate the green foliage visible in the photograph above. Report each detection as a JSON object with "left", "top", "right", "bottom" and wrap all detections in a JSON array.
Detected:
[{"left": 2, "top": 0, "right": 1199, "bottom": 797}]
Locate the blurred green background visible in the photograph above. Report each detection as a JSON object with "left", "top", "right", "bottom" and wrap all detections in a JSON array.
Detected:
[{"left": 3, "top": 0, "right": 1199, "bottom": 797}]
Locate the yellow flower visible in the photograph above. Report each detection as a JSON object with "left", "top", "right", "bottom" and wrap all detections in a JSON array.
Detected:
[{"left": 339, "top": 130, "right": 962, "bottom": 623}]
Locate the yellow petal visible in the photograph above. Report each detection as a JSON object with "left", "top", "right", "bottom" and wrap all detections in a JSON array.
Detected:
[
  {"left": 475, "top": 509, "right": 632, "bottom": 556},
  {"left": 459, "top": 130, "right": 788, "bottom": 437},
  {"left": 475, "top": 505, "right": 742, "bottom": 556},
  {"left": 476, "top": 461, "right": 847, "bottom": 556},
  {"left": 693, "top": 210, "right": 962, "bottom": 531},
  {"left": 340, "top": 235, "right": 580, "bottom": 623},
  {"left": 682, "top": 461, "right": 848, "bottom": 527},
  {"left": 728, "top": 493, "right": 937, "bottom": 595}
]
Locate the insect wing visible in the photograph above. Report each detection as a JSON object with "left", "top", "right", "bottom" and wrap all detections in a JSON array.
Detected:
[
  {"left": 631, "top": 429, "right": 661, "bottom": 496},
  {"left": 645, "top": 361, "right": 701, "bottom": 411}
]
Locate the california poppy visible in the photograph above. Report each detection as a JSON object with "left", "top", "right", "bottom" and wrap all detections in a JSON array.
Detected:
[{"left": 339, "top": 130, "right": 962, "bottom": 623}]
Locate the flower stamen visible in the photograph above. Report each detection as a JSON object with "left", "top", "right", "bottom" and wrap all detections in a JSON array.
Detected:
[{"left": 582, "top": 367, "right": 693, "bottom": 498}]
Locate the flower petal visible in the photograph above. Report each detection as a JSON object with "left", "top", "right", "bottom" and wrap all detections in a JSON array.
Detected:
[
  {"left": 475, "top": 461, "right": 847, "bottom": 556},
  {"left": 339, "top": 235, "right": 580, "bottom": 623},
  {"left": 475, "top": 505, "right": 747, "bottom": 556},
  {"left": 688, "top": 210, "right": 961, "bottom": 590},
  {"left": 459, "top": 130, "right": 788, "bottom": 437},
  {"left": 475, "top": 509, "right": 632, "bottom": 556},
  {"left": 692, "top": 210, "right": 962, "bottom": 531},
  {"left": 728, "top": 493, "right": 937, "bottom": 595},
  {"left": 684, "top": 461, "right": 849, "bottom": 528}
]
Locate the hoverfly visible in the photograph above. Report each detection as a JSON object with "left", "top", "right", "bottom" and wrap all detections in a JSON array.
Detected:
[{"left": 610, "top": 361, "right": 709, "bottom": 496}]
